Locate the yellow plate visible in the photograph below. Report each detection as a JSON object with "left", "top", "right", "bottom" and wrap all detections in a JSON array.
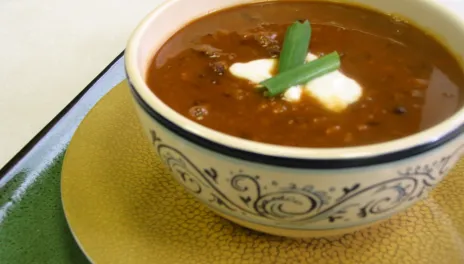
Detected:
[{"left": 62, "top": 81, "right": 464, "bottom": 264}]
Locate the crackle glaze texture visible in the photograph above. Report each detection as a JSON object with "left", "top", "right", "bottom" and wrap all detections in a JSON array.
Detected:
[{"left": 62, "top": 82, "right": 464, "bottom": 264}]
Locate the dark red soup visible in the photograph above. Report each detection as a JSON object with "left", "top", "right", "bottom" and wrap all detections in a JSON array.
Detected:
[{"left": 146, "top": 1, "right": 464, "bottom": 148}]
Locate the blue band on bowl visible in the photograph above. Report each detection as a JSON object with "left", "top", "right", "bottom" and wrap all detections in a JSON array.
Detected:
[{"left": 127, "top": 77, "right": 464, "bottom": 169}]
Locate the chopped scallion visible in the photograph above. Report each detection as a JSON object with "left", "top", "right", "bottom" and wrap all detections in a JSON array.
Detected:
[
  {"left": 278, "top": 20, "right": 312, "bottom": 73},
  {"left": 261, "top": 52, "right": 341, "bottom": 96}
]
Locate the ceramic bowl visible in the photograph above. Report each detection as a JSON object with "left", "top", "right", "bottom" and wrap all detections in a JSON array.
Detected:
[{"left": 125, "top": 0, "right": 464, "bottom": 237}]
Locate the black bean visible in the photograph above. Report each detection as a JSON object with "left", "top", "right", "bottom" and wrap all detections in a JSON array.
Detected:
[
  {"left": 420, "top": 62, "right": 429, "bottom": 71},
  {"left": 363, "top": 53, "right": 372, "bottom": 60},
  {"left": 268, "top": 45, "right": 281, "bottom": 57},
  {"left": 238, "top": 132, "right": 252, "bottom": 140},
  {"left": 192, "top": 44, "right": 223, "bottom": 58},
  {"left": 367, "top": 121, "right": 381, "bottom": 127},
  {"left": 240, "top": 12, "right": 261, "bottom": 22},
  {"left": 393, "top": 106, "right": 407, "bottom": 115},
  {"left": 255, "top": 33, "right": 279, "bottom": 48},
  {"left": 443, "top": 92, "right": 456, "bottom": 98},
  {"left": 189, "top": 106, "right": 209, "bottom": 121},
  {"left": 294, "top": 117, "right": 308, "bottom": 125},
  {"left": 209, "top": 61, "right": 228, "bottom": 76}
]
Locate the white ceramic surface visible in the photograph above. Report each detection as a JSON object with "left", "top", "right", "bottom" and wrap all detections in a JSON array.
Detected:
[
  {"left": 125, "top": 0, "right": 464, "bottom": 237},
  {"left": 0, "top": 0, "right": 166, "bottom": 167}
]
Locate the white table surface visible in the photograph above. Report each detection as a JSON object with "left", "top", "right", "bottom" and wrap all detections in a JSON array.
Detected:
[{"left": 0, "top": 0, "right": 463, "bottom": 168}]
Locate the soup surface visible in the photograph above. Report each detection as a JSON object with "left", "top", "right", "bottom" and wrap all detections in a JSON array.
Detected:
[{"left": 147, "top": 1, "right": 464, "bottom": 148}]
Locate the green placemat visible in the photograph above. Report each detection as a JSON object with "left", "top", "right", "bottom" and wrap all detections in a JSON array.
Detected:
[{"left": 0, "top": 152, "right": 89, "bottom": 264}]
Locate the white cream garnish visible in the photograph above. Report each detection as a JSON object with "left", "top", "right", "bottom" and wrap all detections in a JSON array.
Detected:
[
  {"left": 229, "top": 53, "right": 363, "bottom": 112},
  {"left": 229, "top": 59, "right": 277, "bottom": 84}
]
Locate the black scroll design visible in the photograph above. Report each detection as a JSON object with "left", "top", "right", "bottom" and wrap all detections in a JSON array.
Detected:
[
  {"left": 230, "top": 174, "right": 330, "bottom": 221},
  {"left": 397, "top": 144, "right": 464, "bottom": 181},
  {"left": 149, "top": 129, "right": 464, "bottom": 224}
]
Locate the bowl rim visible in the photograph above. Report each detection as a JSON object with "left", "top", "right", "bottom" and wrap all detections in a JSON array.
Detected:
[{"left": 125, "top": 0, "right": 464, "bottom": 169}]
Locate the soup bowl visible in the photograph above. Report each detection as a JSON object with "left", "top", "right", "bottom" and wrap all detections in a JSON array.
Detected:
[{"left": 125, "top": 0, "right": 464, "bottom": 237}]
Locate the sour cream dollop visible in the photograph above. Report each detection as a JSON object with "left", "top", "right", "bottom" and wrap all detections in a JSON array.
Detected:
[{"left": 229, "top": 53, "right": 363, "bottom": 112}]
